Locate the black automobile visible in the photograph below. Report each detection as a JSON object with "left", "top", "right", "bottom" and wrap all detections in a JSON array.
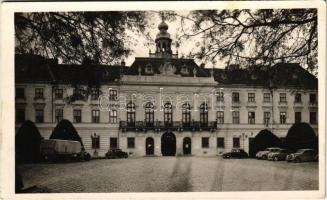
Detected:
[
  {"left": 105, "top": 148, "right": 128, "bottom": 159},
  {"left": 222, "top": 148, "right": 248, "bottom": 159}
]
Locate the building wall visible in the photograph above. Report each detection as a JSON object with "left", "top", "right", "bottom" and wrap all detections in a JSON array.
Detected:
[{"left": 15, "top": 77, "right": 318, "bottom": 157}]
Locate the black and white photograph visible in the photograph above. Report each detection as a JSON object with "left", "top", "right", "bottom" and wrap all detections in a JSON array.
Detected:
[{"left": 0, "top": 1, "right": 325, "bottom": 199}]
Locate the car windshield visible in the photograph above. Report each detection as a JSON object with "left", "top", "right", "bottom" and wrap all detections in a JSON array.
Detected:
[
  {"left": 268, "top": 148, "right": 280, "bottom": 152},
  {"left": 231, "top": 149, "right": 239, "bottom": 152},
  {"left": 296, "top": 149, "right": 306, "bottom": 153}
]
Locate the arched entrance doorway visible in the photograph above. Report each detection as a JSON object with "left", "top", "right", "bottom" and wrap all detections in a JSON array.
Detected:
[
  {"left": 161, "top": 132, "right": 176, "bottom": 156},
  {"left": 183, "top": 137, "right": 191, "bottom": 155},
  {"left": 145, "top": 137, "right": 154, "bottom": 155}
]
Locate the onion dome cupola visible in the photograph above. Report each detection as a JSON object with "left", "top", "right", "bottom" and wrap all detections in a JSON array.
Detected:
[{"left": 155, "top": 19, "right": 172, "bottom": 57}]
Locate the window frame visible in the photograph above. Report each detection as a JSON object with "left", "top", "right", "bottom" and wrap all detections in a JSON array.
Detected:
[
  {"left": 263, "top": 93, "right": 271, "bottom": 103},
  {"left": 35, "top": 88, "right": 44, "bottom": 99},
  {"left": 202, "top": 137, "right": 210, "bottom": 148},
  {"left": 232, "top": 111, "right": 240, "bottom": 124},
  {"left": 127, "top": 137, "right": 135, "bottom": 149},
  {"left": 280, "top": 112, "right": 287, "bottom": 124},
  {"left": 109, "top": 89, "right": 118, "bottom": 101},
  {"left": 54, "top": 88, "right": 63, "bottom": 99},
  {"left": 248, "top": 93, "right": 255, "bottom": 102},
  {"left": 233, "top": 137, "right": 240, "bottom": 148},
  {"left": 109, "top": 109, "right": 118, "bottom": 124},
  {"left": 92, "top": 110, "right": 100, "bottom": 123},
  {"left": 248, "top": 111, "right": 255, "bottom": 124},
  {"left": 280, "top": 93, "right": 287, "bottom": 103},
  {"left": 182, "top": 103, "right": 191, "bottom": 126},
  {"left": 216, "top": 111, "right": 224, "bottom": 124},
  {"left": 73, "top": 109, "right": 82, "bottom": 123},
  {"left": 295, "top": 111, "right": 302, "bottom": 123},
  {"left": 232, "top": 92, "right": 240, "bottom": 103},
  {"left": 16, "top": 88, "right": 25, "bottom": 99},
  {"left": 55, "top": 109, "right": 63, "bottom": 123},
  {"left": 217, "top": 137, "right": 224, "bottom": 148},
  {"left": 35, "top": 109, "right": 44, "bottom": 123}
]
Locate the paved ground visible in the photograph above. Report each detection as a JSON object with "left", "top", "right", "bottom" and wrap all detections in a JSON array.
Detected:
[{"left": 17, "top": 156, "right": 318, "bottom": 193}]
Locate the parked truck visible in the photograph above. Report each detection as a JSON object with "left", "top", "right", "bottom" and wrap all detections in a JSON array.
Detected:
[{"left": 40, "top": 139, "right": 91, "bottom": 162}]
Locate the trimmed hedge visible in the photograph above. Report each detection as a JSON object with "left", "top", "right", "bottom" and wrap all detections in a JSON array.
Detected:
[
  {"left": 16, "top": 120, "right": 43, "bottom": 163},
  {"left": 50, "top": 119, "right": 83, "bottom": 146},
  {"left": 285, "top": 123, "right": 318, "bottom": 152},
  {"left": 249, "top": 129, "right": 282, "bottom": 157}
]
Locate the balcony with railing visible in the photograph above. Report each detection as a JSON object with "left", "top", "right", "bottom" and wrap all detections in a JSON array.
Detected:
[{"left": 120, "top": 120, "right": 217, "bottom": 133}]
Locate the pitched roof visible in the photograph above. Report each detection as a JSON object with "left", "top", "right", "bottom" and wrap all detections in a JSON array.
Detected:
[
  {"left": 207, "top": 63, "right": 317, "bottom": 89},
  {"left": 126, "top": 57, "right": 210, "bottom": 77},
  {"left": 15, "top": 54, "right": 317, "bottom": 89}
]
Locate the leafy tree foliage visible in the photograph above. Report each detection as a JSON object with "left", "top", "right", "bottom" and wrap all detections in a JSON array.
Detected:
[
  {"left": 16, "top": 120, "right": 43, "bottom": 163},
  {"left": 285, "top": 122, "right": 318, "bottom": 152},
  {"left": 15, "top": 11, "right": 151, "bottom": 64},
  {"left": 176, "top": 9, "right": 317, "bottom": 73},
  {"left": 50, "top": 119, "right": 83, "bottom": 146},
  {"left": 249, "top": 129, "right": 282, "bottom": 157}
]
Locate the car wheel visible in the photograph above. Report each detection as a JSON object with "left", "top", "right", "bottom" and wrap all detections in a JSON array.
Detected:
[
  {"left": 262, "top": 155, "right": 267, "bottom": 160},
  {"left": 274, "top": 156, "right": 279, "bottom": 161},
  {"left": 295, "top": 157, "right": 301, "bottom": 162}
]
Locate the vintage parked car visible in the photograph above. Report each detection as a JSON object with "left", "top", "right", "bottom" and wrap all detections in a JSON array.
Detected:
[
  {"left": 40, "top": 139, "right": 91, "bottom": 162},
  {"left": 105, "top": 148, "right": 128, "bottom": 159},
  {"left": 256, "top": 147, "right": 281, "bottom": 160},
  {"left": 267, "top": 149, "right": 289, "bottom": 161},
  {"left": 222, "top": 148, "right": 248, "bottom": 159},
  {"left": 286, "top": 149, "right": 316, "bottom": 162}
]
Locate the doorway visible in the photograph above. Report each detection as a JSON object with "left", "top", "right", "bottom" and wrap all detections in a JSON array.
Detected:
[
  {"left": 161, "top": 132, "right": 176, "bottom": 156},
  {"left": 145, "top": 137, "right": 154, "bottom": 155},
  {"left": 183, "top": 137, "right": 192, "bottom": 155}
]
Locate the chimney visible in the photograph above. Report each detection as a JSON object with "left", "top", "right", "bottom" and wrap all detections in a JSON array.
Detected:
[
  {"left": 200, "top": 63, "right": 205, "bottom": 68},
  {"left": 121, "top": 60, "right": 126, "bottom": 66}
]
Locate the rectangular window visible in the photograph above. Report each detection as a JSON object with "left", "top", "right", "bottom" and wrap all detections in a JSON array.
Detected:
[
  {"left": 280, "top": 112, "right": 287, "bottom": 124},
  {"left": 295, "top": 112, "right": 301, "bottom": 123},
  {"left": 91, "top": 135, "right": 100, "bottom": 149},
  {"left": 55, "top": 88, "right": 63, "bottom": 99},
  {"left": 310, "top": 112, "right": 317, "bottom": 124},
  {"left": 91, "top": 88, "right": 100, "bottom": 100},
  {"left": 73, "top": 109, "right": 82, "bottom": 123},
  {"left": 92, "top": 110, "right": 100, "bottom": 123},
  {"left": 264, "top": 112, "right": 270, "bottom": 126},
  {"left": 216, "top": 91, "right": 224, "bottom": 102},
  {"left": 232, "top": 111, "right": 240, "bottom": 124},
  {"left": 35, "top": 109, "right": 44, "bottom": 123},
  {"left": 16, "top": 88, "right": 25, "bottom": 99},
  {"left": 202, "top": 137, "right": 209, "bottom": 148},
  {"left": 263, "top": 93, "right": 271, "bottom": 103},
  {"left": 248, "top": 112, "right": 255, "bottom": 124},
  {"left": 295, "top": 93, "right": 302, "bottom": 103},
  {"left": 217, "top": 111, "right": 224, "bottom": 124},
  {"left": 127, "top": 137, "right": 135, "bottom": 148},
  {"left": 217, "top": 137, "right": 224, "bottom": 148},
  {"left": 233, "top": 137, "right": 240, "bottom": 148},
  {"left": 109, "top": 89, "right": 118, "bottom": 101},
  {"left": 16, "top": 109, "right": 25, "bottom": 123},
  {"left": 55, "top": 109, "right": 63, "bottom": 123},
  {"left": 280, "top": 93, "right": 287, "bottom": 103},
  {"left": 110, "top": 137, "right": 118, "bottom": 149},
  {"left": 310, "top": 93, "right": 317, "bottom": 104},
  {"left": 109, "top": 110, "right": 118, "bottom": 123},
  {"left": 35, "top": 88, "right": 44, "bottom": 99},
  {"left": 248, "top": 93, "right": 255, "bottom": 102},
  {"left": 232, "top": 92, "right": 239, "bottom": 103},
  {"left": 74, "top": 88, "right": 84, "bottom": 100}
]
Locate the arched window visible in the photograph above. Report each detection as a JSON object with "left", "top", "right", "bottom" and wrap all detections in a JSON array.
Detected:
[
  {"left": 145, "top": 102, "right": 154, "bottom": 126},
  {"left": 164, "top": 102, "right": 173, "bottom": 126},
  {"left": 182, "top": 103, "right": 191, "bottom": 126},
  {"left": 200, "top": 103, "right": 208, "bottom": 127},
  {"left": 127, "top": 102, "right": 135, "bottom": 126}
]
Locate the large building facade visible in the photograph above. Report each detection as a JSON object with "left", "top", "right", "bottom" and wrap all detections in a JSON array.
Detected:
[{"left": 15, "top": 21, "right": 318, "bottom": 157}]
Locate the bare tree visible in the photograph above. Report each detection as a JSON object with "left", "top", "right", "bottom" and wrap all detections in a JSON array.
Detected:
[{"left": 175, "top": 9, "right": 317, "bottom": 74}]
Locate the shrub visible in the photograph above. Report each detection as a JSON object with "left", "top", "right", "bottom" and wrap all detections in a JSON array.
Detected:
[
  {"left": 249, "top": 129, "right": 282, "bottom": 157},
  {"left": 16, "top": 120, "right": 43, "bottom": 163}
]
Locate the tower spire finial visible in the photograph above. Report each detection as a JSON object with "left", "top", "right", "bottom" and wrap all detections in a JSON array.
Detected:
[{"left": 160, "top": 12, "right": 165, "bottom": 21}]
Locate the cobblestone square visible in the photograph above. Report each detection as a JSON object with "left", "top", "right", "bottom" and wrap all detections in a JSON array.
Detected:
[{"left": 18, "top": 156, "right": 318, "bottom": 192}]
